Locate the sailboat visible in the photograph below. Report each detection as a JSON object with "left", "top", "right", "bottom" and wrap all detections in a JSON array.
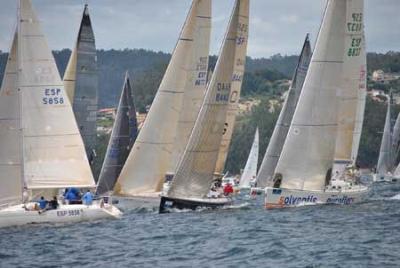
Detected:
[
  {"left": 96, "top": 73, "right": 138, "bottom": 195},
  {"left": 114, "top": 0, "right": 211, "bottom": 199},
  {"left": 238, "top": 128, "right": 259, "bottom": 190},
  {"left": 264, "top": 0, "right": 369, "bottom": 208},
  {"left": 159, "top": 0, "right": 249, "bottom": 213},
  {"left": 63, "top": 4, "right": 99, "bottom": 167},
  {"left": 256, "top": 34, "right": 312, "bottom": 191},
  {"left": 374, "top": 95, "right": 399, "bottom": 182},
  {"left": 0, "top": 0, "right": 121, "bottom": 228}
]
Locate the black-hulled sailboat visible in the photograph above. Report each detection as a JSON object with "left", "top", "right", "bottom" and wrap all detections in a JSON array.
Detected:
[{"left": 159, "top": 0, "right": 249, "bottom": 213}]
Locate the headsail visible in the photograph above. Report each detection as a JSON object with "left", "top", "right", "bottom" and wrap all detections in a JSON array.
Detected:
[
  {"left": 18, "top": 0, "right": 95, "bottom": 189},
  {"left": 376, "top": 96, "right": 393, "bottom": 176},
  {"left": 274, "top": 0, "right": 347, "bottom": 191},
  {"left": 167, "top": 0, "right": 249, "bottom": 199},
  {"left": 0, "top": 30, "right": 22, "bottom": 206},
  {"left": 239, "top": 127, "right": 258, "bottom": 188},
  {"left": 351, "top": 36, "right": 367, "bottom": 163},
  {"left": 391, "top": 108, "right": 400, "bottom": 163},
  {"left": 333, "top": 0, "right": 365, "bottom": 174},
  {"left": 115, "top": 0, "right": 212, "bottom": 196},
  {"left": 64, "top": 4, "right": 98, "bottom": 165},
  {"left": 96, "top": 73, "right": 138, "bottom": 195},
  {"left": 257, "top": 35, "right": 312, "bottom": 188}
]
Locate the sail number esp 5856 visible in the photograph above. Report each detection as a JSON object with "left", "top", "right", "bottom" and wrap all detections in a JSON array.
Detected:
[{"left": 42, "top": 88, "right": 65, "bottom": 105}]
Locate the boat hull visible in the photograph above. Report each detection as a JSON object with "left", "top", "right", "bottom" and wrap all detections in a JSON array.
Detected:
[
  {"left": 264, "top": 186, "right": 369, "bottom": 208},
  {"left": 159, "top": 196, "right": 232, "bottom": 213},
  {"left": 373, "top": 174, "right": 398, "bottom": 183},
  {"left": 0, "top": 201, "right": 122, "bottom": 228}
]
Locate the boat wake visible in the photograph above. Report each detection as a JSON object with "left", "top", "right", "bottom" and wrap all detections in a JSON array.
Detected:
[
  {"left": 222, "top": 202, "right": 251, "bottom": 210},
  {"left": 389, "top": 194, "right": 400, "bottom": 200}
]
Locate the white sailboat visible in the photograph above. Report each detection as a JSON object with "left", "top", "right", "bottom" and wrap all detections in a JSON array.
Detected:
[
  {"left": 238, "top": 128, "right": 259, "bottom": 190},
  {"left": 256, "top": 35, "right": 312, "bottom": 191},
  {"left": 374, "top": 95, "right": 398, "bottom": 182},
  {"left": 159, "top": 0, "right": 249, "bottom": 213},
  {"left": 265, "top": 0, "right": 369, "bottom": 208},
  {"left": 114, "top": 0, "right": 211, "bottom": 200},
  {"left": 0, "top": 0, "right": 121, "bottom": 228}
]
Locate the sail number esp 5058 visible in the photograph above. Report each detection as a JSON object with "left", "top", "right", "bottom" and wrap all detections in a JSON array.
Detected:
[{"left": 42, "top": 88, "right": 65, "bottom": 105}]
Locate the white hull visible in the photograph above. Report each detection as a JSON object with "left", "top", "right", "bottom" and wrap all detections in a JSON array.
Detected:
[
  {"left": 0, "top": 201, "right": 122, "bottom": 228},
  {"left": 265, "top": 186, "right": 369, "bottom": 208},
  {"left": 373, "top": 174, "right": 398, "bottom": 183}
]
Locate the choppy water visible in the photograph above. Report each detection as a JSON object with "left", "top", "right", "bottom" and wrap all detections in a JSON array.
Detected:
[{"left": 1, "top": 182, "right": 399, "bottom": 268}]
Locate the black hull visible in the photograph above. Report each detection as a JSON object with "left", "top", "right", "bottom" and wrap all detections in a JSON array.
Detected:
[{"left": 159, "top": 196, "right": 231, "bottom": 213}]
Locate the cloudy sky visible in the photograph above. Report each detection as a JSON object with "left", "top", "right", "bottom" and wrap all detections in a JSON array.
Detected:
[{"left": 0, "top": 0, "right": 398, "bottom": 58}]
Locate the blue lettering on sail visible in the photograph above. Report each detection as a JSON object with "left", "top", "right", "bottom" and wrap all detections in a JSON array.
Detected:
[{"left": 42, "top": 88, "right": 64, "bottom": 105}]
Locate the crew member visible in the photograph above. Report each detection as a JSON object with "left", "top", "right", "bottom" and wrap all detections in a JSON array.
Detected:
[{"left": 82, "top": 190, "right": 93, "bottom": 206}]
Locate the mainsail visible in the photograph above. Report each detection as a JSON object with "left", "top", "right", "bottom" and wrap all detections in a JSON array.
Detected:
[
  {"left": 18, "top": 0, "right": 95, "bottom": 189},
  {"left": 239, "top": 127, "right": 258, "bottom": 188},
  {"left": 0, "top": 30, "right": 22, "bottom": 206},
  {"left": 333, "top": 0, "right": 365, "bottom": 174},
  {"left": 64, "top": 4, "right": 98, "bottom": 164},
  {"left": 256, "top": 35, "right": 312, "bottom": 188},
  {"left": 167, "top": 0, "right": 249, "bottom": 199},
  {"left": 391, "top": 109, "right": 400, "bottom": 162},
  {"left": 168, "top": 0, "right": 211, "bottom": 174},
  {"left": 376, "top": 96, "right": 393, "bottom": 175},
  {"left": 114, "top": 0, "right": 211, "bottom": 196},
  {"left": 96, "top": 73, "right": 138, "bottom": 195},
  {"left": 274, "top": 0, "right": 347, "bottom": 191}
]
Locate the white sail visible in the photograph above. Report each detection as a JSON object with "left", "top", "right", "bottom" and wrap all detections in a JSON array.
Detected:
[
  {"left": 333, "top": 0, "right": 365, "bottom": 173},
  {"left": 391, "top": 108, "right": 400, "bottom": 163},
  {"left": 63, "top": 45, "right": 77, "bottom": 103},
  {"left": 274, "top": 0, "right": 347, "bottom": 191},
  {"left": 0, "top": 30, "right": 22, "bottom": 206},
  {"left": 169, "top": 0, "right": 211, "bottom": 174},
  {"left": 376, "top": 96, "right": 393, "bottom": 175},
  {"left": 239, "top": 128, "right": 258, "bottom": 188},
  {"left": 115, "top": 0, "right": 211, "bottom": 196},
  {"left": 18, "top": 0, "right": 95, "bottom": 189},
  {"left": 350, "top": 36, "right": 367, "bottom": 163},
  {"left": 167, "top": 0, "right": 249, "bottom": 199},
  {"left": 214, "top": 1, "right": 249, "bottom": 175},
  {"left": 256, "top": 35, "right": 312, "bottom": 188}
]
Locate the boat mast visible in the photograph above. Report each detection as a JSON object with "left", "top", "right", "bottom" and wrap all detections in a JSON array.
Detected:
[{"left": 17, "top": 0, "right": 26, "bottom": 202}]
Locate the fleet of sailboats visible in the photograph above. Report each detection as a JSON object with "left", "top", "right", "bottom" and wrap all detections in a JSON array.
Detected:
[{"left": 0, "top": 0, "right": 395, "bottom": 227}]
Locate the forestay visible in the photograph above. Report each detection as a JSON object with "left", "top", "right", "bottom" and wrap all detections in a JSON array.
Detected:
[
  {"left": 256, "top": 35, "right": 312, "bottom": 188},
  {"left": 96, "top": 73, "right": 138, "bottom": 195},
  {"left": 115, "top": 0, "right": 211, "bottom": 196},
  {"left": 64, "top": 4, "right": 99, "bottom": 164},
  {"left": 239, "top": 128, "right": 259, "bottom": 188},
  {"left": 0, "top": 31, "right": 22, "bottom": 207},
  {"left": 274, "top": 0, "right": 346, "bottom": 191},
  {"left": 19, "top": 0, "right": 95, "bottom": 189},
  {"left": 333, "top": 0, "right": 365, "bottom": 172},
  {"left": 167, "top": 0, "right": 249, "bottom": 199}
]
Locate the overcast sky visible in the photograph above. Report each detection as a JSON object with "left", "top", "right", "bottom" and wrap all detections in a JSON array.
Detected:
[{"left": 0, "top": 0, "right": 398, "bottom": 58}]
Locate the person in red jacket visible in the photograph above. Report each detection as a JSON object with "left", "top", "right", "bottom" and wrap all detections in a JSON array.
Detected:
[{"left": 223, "top": 183, "right": 234, "bottom": 196}]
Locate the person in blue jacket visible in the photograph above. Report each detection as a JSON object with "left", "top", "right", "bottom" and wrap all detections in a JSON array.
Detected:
[
  {"left": 82, "top": 190, "right": 93, "bottom": 206},
  {"left": 37, "top": 196, "right": 47, "bottom": 211}
]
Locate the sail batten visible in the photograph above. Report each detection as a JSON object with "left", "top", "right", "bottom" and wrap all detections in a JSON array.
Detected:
[
  {"left": 167, "top": 0, "right": 249, "bottom": 200},
  {"left": 115, "top": 0, "right": 212, "bottom": 196},
  {"left": 257, "top": 35, "right": 312, "bottom": 188}
]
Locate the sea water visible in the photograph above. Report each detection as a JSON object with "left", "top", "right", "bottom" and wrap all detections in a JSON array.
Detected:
[{"left": 0, "top": 183, "right": 399, "bottom": 267}]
